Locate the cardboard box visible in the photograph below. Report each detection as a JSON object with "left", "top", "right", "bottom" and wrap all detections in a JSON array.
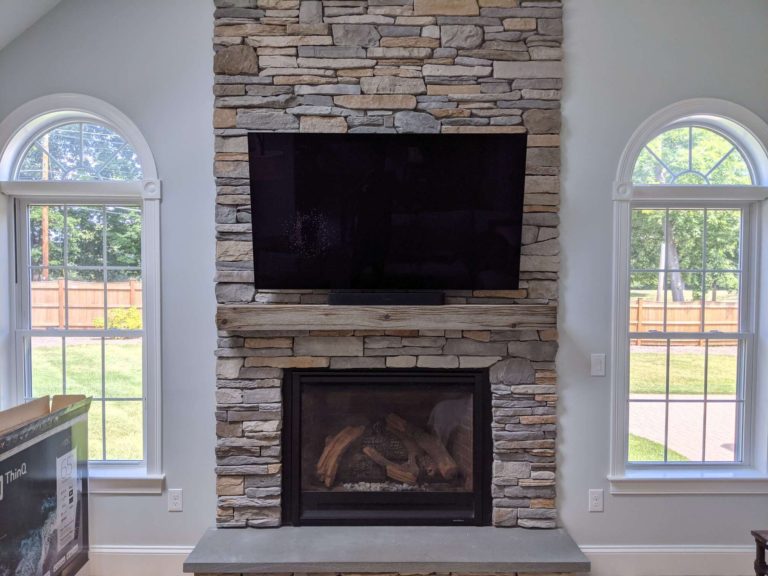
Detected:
[{"left": 0, "top": 396, "right": 90, "bottom": 576}]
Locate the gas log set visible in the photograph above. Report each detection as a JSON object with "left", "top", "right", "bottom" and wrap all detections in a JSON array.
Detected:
[{"left": 314, "top": 412, "right": 467, "bottom": 492}]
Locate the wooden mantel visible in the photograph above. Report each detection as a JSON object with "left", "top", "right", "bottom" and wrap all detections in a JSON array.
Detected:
[{"left": 216, "top": 304, "right": 557, "bottom": 332}]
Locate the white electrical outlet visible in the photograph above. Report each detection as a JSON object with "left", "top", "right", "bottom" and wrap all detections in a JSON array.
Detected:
[
  {"left": 168, "top": 488, "right": 183, "bottom": 512},
  {"left": 588, "top": 488, "right": 604, "bottom": 512},
  {"left": 590, "top": 353, "right": 606, "bottom": 377}
]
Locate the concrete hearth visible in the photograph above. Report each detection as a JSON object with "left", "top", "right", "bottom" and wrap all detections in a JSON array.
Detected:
[{"left": 184, "top": 526, "right": 590, "bottom": 574}]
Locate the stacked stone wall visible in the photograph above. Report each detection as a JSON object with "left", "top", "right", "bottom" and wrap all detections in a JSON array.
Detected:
[
  {"left": 213, "top": 0, "right": 563, "bottom": 529},
  {"left": 215, "top": 329, "right": 559, "bottom": 528}
]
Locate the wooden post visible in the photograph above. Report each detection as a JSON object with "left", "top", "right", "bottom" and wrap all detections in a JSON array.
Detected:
[
  {"left": 636, "top": 298, "right": 643, "bottom": 344},
  {"left": 129, "top": 279, "right": 136, "bottom": 307},
  {"left": 57, "top": 278, "right": 65, "bottom": 329},
  {"left": 41, "top": 133, "right": 50, "bottom": 280},
  {"left": 41, "top": 207, "right": 49, "bottom": 280}
]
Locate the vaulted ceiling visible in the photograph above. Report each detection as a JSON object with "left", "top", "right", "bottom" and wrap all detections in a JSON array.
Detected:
[{"left": 0, "top": 0, "right": 62, "bottom": 52}]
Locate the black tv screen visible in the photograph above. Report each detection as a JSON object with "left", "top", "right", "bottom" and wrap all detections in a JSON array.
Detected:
[{"left": 247, "top": 133, "right": 527, "bottom": 290}]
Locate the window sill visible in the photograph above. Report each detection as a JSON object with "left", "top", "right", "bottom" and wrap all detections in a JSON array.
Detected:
[
  {"left": 88, "top": 467, "right": 165, "bottom": 495},
  {"left": 609, "top": 468, "right": 768, "bottom": 495}
]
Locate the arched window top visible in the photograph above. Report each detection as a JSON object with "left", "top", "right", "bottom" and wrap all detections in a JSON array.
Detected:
[
  {"left": 632, "top": 124, "right": 753, "bottom": 186},
  {"left": 0, "top": 94, "right": 159, "bottom": 188},
  {"left": 614, "top": 99, "right": 768, "bottom": 199},
  {"left": 15, "top": 121, "right": 143, "bottom": 182}
]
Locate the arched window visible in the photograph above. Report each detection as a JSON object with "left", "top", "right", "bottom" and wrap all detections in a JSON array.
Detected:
[
  {"left": 632, "top": 125, "right": 753, "bottom": 186},
  {"left": 0, "top": 95, "right": 162, "bottom": 492},
  {"left": 610, "top": 99, "right": 768, "bottom": 493},
  {"left": 15, "top": 121, "right": 143, "bottom": 182}
]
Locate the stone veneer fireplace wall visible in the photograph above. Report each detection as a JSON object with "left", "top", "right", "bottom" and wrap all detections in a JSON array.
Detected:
[{"left": 213, "top": 0, "right": 562, "bottom": 529}]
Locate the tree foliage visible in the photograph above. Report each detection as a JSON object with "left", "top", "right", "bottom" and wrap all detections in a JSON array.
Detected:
[
  {"left": 632, "top": 126, "right": 752, "bottom": 186},
  {"left": 17, "top": 122, "right": 142, "bottom": 182},
  {"left": 631, "top": 208, "right": 740, "bottom": 301},
  {"left": 29, "top": 205, "right": 142, "bottom": 281}
]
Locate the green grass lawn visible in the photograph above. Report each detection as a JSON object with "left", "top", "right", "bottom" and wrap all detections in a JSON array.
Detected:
[
  {"left": 31, "top": 339, "right": 143, "bottom": 461},
  {"left": 628, "top": 434, "right": 688, "bottom": 462},
  {"left": 630, "top": 350, "right": 737, "bottom": 395}
]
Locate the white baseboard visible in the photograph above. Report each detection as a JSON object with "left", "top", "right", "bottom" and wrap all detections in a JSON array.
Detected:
[
  {"left": 88, "top": 545, "right": 193, "bottom": 576},
  {"left": 582, "top": 545, "right": 754, "bottom": 576},
  {"left": 87, "top": 544, "right": 754, "bottom": 576}
]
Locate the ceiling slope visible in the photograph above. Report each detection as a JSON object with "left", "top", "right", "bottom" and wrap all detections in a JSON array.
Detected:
[{"left": 0, "top": 0, "right": 62, "bottom": 52}]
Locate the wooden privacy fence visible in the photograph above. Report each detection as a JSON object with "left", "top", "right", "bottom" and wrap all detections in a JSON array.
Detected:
[
  {"left": 31, "top": 279, "right": 142, "bottom": 329},
  {"left": 630, "top": 298, "right": 738, "bottom": 345}
]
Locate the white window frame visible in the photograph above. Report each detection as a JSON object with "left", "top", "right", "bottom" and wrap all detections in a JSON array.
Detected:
[
  {"left": 610, "top": 99, "right": 768, "bottom": 494},
  {"left": 0, "top": 94, "right": 163, "bottom": 494}
]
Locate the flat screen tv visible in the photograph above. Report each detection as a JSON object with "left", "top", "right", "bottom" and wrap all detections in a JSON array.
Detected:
[{"left": 247, "top": 133, "right": 527, "bottom": 293}]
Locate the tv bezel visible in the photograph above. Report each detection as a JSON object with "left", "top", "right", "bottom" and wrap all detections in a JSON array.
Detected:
[{"left": 247, "top": 132, "right": 528, "bottom": 298}]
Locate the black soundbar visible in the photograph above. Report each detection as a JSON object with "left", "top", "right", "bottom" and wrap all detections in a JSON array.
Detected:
[{"left": 328, "top": 292, "right": 445, "bottom": 306}]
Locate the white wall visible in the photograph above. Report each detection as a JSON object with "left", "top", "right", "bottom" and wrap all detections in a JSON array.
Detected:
[
  {"left": 0, "top": 0, "right": 217, "bottom": 546},
  {"left": 560, "top": 0, "right": 768, "bottom": 547},
  {"left": 0, "top": 0, "right": 767, "bottom": 560}
]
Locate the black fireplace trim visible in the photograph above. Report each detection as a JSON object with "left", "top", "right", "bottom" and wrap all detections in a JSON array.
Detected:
[{"left": 282, "top": 369, "right": 492, "bottom": 527}]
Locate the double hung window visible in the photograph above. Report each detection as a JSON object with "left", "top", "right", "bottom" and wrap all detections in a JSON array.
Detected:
[
  {"left": 0, "top": 97, "right": 162, "bottom": 489},
  {"left": 610, "top": 101, "right": 768, "bottom": 491}
]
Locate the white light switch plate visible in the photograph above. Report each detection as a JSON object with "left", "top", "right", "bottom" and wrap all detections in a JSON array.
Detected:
[{"left": 590, "top": 353, "right": 606, "bottom": 377}]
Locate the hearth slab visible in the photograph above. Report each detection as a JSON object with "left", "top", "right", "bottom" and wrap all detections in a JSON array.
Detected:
[{"left": 183, "top": 526, "right": 590, "bottom": 574}]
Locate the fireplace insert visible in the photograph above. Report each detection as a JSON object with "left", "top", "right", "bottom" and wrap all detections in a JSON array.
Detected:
[{"left": 283, "top": 370, "right": 492, "bottom": 526}]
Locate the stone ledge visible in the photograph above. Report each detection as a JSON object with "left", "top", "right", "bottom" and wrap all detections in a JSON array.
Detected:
[
  {"left": 183, "top": 526, "right": 590, "bottom": 574},
  {"left": 217, "top": 304, "right": 557, "bottom": 331}
]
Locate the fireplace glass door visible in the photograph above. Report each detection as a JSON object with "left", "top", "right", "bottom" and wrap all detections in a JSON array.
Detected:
[{"left": 284, "top": 370, "right": 490, "bottom": 525}]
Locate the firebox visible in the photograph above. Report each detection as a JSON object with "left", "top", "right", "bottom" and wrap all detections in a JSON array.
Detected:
[{"left": 283, "top": 370, "right": 492, "bottom": 526}]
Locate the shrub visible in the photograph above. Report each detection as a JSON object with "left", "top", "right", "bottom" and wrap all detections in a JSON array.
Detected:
[{"left": 93, "top": 307, "right": 142, "bottom": 330}]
